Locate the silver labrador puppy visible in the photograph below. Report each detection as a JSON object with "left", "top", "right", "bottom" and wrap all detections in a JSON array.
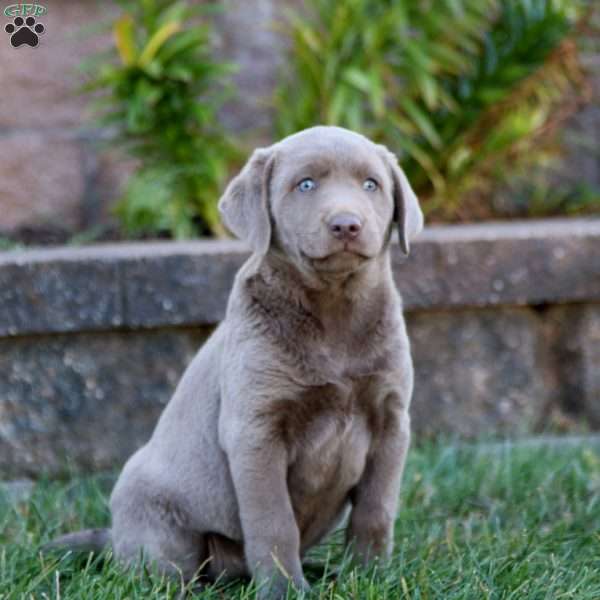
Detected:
[{"left": 46, "top": 126, "right": 423, "bottom": 598}]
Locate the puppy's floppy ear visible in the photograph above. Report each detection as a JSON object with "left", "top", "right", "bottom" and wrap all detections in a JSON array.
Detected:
[
  {"left": 218, "top": 147, "right": 275, "bottom": 256},
  {"left": 379, "top": 148, "right": 424, "bottom": 256}
]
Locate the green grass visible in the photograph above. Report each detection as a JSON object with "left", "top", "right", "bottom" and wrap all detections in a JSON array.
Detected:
[{"left": 2, "top": 439, "right": 600, "bottom": 599}]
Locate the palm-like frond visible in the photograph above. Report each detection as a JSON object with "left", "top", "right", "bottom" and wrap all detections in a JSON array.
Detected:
[
  {"left": 83, "top": 0, "right": 237, "bottom": 238},
  {"left": 274, "top": 0, "right": 593, "bottom": 220}
]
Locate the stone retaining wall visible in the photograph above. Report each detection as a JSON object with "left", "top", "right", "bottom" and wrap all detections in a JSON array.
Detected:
[{"left": 0, "top": 218, "right": 599, "bottom": 478}]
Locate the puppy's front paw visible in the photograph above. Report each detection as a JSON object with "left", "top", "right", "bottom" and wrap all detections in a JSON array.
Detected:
[{"left": 349, "top": 527, "right": 394, "bottom": 569}]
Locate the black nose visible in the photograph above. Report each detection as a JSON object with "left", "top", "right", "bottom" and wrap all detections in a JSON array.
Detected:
[{"left": 328, "top": 212, "right": 363, "bottom": 241}]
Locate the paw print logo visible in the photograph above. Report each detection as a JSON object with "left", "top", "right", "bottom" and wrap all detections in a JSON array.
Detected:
[{"left": 5, "top": 16, "right": 45, "bottom": 48}]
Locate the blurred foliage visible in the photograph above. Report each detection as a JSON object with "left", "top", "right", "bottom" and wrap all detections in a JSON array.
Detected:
[
  {"left": 275, "top": 0, "right": 597, "bottom": 221},
  {"left": 83, "top": 0, "right": 237, "bottom": 238},
  {"left": 496, "top": 179, "right": 600, "bottom": 218}
]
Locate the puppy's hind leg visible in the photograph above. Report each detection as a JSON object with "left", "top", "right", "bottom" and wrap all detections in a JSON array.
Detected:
[{"left": 111, "top": 497, "right": 206, "bottom": 583}]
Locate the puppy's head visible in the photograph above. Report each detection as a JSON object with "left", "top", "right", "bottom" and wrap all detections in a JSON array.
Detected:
[{"left": 219, "top": 126, "right": 423, "bottom": 275}]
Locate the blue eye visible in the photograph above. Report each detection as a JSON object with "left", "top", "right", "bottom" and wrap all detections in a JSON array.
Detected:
[
  {"left": 363, "top": 178, "right": 378, "bottom": 192},
  {"left": 298, "top": 178, "right": 316, "bottom": 192}
]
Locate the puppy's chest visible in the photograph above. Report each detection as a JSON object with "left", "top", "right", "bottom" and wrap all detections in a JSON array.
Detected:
[{"left": 285, "top": 378, "right": 380, "bottom": 494}]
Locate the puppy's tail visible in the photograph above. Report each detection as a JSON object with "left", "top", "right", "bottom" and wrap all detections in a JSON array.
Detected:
[{"left": 42, "top": 528, "right": 112, "bottom": 555}]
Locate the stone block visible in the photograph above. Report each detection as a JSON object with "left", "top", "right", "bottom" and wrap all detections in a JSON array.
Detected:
[
  {"left": 396, "top": 219, "right": 600, "bottom": 310},
  {"left": 121, "top": 245, "right": 244, "bottom": 327},
  {"left": 0, "top": 253, "right": 122, "bottom": 336},
  {"left": 534, "top": 304, "right": 600, "bottom": 428},
  {"left": 0, "top": 328, "right": 211, "bottom": 478},
  {"left": 581, "top": 304, "right": 600, "bottom": 425},
  {"left": 407, "top": 307, "right": 548, "bottom": 437}
]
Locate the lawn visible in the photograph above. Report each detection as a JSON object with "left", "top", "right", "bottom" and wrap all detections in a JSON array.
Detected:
[{"left": 2, "top": 439, "right": 600, "bottom": 599}]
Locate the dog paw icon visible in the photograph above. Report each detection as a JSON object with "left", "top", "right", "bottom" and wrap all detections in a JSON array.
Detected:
[{"left": 5, "top": 16, "right": 45, "bottom": 48}]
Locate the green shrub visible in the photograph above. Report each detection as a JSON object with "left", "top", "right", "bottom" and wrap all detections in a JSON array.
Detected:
[
  {"left": 84, "top": 0, "right": 237, "bottom": 238},
  {"left": 275, "top": 0, "right": 593, "bottom": 221}
]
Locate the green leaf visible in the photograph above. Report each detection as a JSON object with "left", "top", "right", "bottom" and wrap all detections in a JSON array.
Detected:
[
  {"left": 399, "top": 97, "right": 443, "bottom": 149},
  {"left": 342, "top": 67, "right": 372, "bottom": 93},
  {"left": 327, "top": 84, "right": 350, "bottom": 124},
  {"left": 138, "top": 20, "right": 182, "bottom": 67},
  {"left": 414, "top": 71, "right": 440, "bottom": 110},
  {"left": 113, "top": 14, "right": 137, "bottom": 66}
]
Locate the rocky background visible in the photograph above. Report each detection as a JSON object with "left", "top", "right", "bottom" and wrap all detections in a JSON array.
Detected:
[
  {"left": 0, "top": 220, "right": 598, "bottom": 477},
  {"left": 0, "top": 0, "right": 599, "bottom": 242}
]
